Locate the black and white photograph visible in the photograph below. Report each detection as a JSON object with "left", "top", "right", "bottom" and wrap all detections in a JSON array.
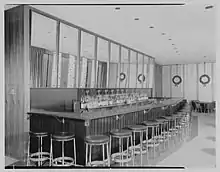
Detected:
[{"left": 4, "top": 0, "right": 217, "bottom": 169}]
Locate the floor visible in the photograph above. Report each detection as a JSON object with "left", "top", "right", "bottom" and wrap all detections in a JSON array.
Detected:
[
  {"left": 157, "top": 112, "right": 216, "bottom": 168},
  {"left": 5, "top": 112, "right": 216, "bottom": 168}
]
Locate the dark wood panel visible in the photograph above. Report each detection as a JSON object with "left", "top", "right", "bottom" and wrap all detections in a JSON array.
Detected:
[{"left": 5, "top": 5, "right": 30, "bottom": 160}]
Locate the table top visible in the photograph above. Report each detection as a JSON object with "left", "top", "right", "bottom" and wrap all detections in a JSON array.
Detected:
[{"left": 28, "top": 98, "right": 184, "bottom": 121}]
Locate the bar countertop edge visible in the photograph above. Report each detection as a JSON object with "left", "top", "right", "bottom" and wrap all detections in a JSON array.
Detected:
[{"left": 27, "top": 98, "right": 185, "bottom": 121}]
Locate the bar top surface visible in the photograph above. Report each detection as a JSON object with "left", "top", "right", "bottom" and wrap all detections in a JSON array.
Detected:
[{"left": 28, "top": 98, "right": 184, "bottom": 121}]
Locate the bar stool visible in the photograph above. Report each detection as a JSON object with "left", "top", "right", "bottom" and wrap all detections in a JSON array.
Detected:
[
  {"left": 173, "top": 113, "right": 186, "bottom": 143},
  {"left": 161, "top": 116, "right": 175, "bottom": 148},
  {"left": 141, "top": 121, "right": 160, "bottom": 159},
  {"left": 127, "top": 125, "right": 149, "bottom": 166},
  {"left": 50, "top": 132, "right": 76, "bottom": 166},
  {"left": 27, "top": 131, "right": 50, "bottom": 166},
  {"left": 155, "top": 118, "right": 169, "bottom": 151},
  {"left": 85, "top": 135, "right": 110, "bottom": 167},
  {"left": 178, "top": 112, "right": 191, "bottom": 141},
  {"left": 110, "top": 129, "right": 134, "bottom": 166}
]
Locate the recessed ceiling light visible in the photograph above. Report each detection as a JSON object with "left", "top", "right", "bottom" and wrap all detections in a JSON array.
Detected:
[
  {"left": 172, "top": 44, "right": 175, "bottom": 45},
  {"left": 169, "top": 39, "right": 172, "bottom": 40},
  {"left": 149, "top": 26, "right": 154, "bottom": 28},
  {"left": 64, "top": 36, "right": 67, "bottom": 38},
  {"left": 205, "top": 5, "right": 214, "bottom": 10},
  {"left": 134, "top": 18, "right": 139, "bottom": 21},
  {"left": 162, "top": 33, "right": 166, "bottom": 35},
  {"left": 115, "top": 7, "right": 120, "bottom": 10}
]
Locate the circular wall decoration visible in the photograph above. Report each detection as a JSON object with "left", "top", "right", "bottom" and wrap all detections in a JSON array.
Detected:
[
  {"left": 138, "top": 74, "right": 146, "bottom": 83},
  {"left": 119, "top": 72, "right": 126, "bottom": 81},
  {"left": 172, "top": 75, "right": 182, "bottom": 86},
  {"left": 199, "top": 74, "right": 210, "bottom": 87}
]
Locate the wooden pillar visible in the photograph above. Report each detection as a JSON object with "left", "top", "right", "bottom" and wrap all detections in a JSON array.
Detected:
[{"left": 5, "top": 5, "right": 30, "bottom": 160}]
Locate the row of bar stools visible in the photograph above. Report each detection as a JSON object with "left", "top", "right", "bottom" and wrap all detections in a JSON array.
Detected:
[
  {"left": 27, "top": 132, "right": 50, "bottom": 166},
  {"left": 110, "top": 129, "right": 134, "bottom": 166},
  {"left": 85, "top": 135, "right": 110, "bottom": 167},
  {"left": 49, "top": 132, "right": 76, "bottom": 166},
  {"left": 127, "top": 125, "right": 148, "bottom": 166}
]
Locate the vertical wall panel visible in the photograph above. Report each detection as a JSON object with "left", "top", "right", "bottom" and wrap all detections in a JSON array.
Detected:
[
  {"left": 162, "top": 66, "right": 171, "bottom": 97},
  {"left": 186, "top": 64, "right": 197, "bottom": 100}
]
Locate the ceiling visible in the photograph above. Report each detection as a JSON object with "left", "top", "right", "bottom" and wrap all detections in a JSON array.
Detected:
[{"left": 31, "top": 0, "right": 216, "bottom": 65}]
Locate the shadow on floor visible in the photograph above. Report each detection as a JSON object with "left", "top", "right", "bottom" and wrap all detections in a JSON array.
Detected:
[
  {"left": 205, "top": 123, "right": 215, "bottom": 128},
  {"left": 201, "top": 148, "right": 216, "bottom": 156},
  {"left": 206, "top": 136, "right": 216, "bottom": 142}
]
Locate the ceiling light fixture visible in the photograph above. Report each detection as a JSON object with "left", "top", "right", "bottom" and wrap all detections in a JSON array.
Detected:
[
  {"left": 149, "top": 26, "right": 154, "bottom": 28},
  {"left": 115, "top": 7, "right": 120, "bottom": 10},
  {"left": 162, "top": 33, "right": 166, "bottom": 35},
  {"left": 172, "top": 44, "right": 175, "bottom": 45},
  {"left": 205, "top": 5, "right": 214, "bottom": 10},
  {"left": 134, "top": 18, "right": 139, "bottom": 21},
  {"left": 169, "top": 39, "right": 172, "bottom": 40}
]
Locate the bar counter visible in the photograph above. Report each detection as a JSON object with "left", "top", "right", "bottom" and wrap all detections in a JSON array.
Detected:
[{"left": 28, "top": 98, "right": 186, "bottom": 165}]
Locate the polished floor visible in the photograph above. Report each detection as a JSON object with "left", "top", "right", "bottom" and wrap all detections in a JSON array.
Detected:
[
  {"left": 5, "top": 112, "right": 216, "bottom": 168},
  {"left": 157, "top": 112, "right": 216, "bottom": 168}
]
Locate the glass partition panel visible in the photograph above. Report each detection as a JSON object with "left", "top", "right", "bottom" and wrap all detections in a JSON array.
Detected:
[
  {"left": 109, "top": 43, "right": 119, "bottom": 88},
  {"left": 30, "top": 12, "right": 57, "bottom": 88},
  {"left": 137, "top": 53, "right": 143, "bottom": 88},
  {"left": 129, "top": 50, "right": 137, "bottom": 88},
  {"left": 81, "top": 31, "right": 95, "bottom": 88},
  {"left": 59, "top": 23, "right": 78, "bottom": 88},
  {"left": 97, "top": 38, "right": 108, "bottom": 62},
  {"left": 120, "top": 47, "right": 129, "bottom": 88},
  {"left": 97, "top": 38, "right": 108, "bottom": 88}
]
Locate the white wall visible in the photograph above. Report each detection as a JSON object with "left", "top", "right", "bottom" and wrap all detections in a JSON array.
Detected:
[{"left": 162, "top": 62, "right": 216, "bottom": 102}]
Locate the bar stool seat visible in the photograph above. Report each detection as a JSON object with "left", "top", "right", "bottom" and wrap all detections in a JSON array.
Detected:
[
  {"left": 110, "top": 129, "right": 132, "bottom": 137},
  {"left": 52, "top": 132, "right": 75, "bottom": 141},
  {"left": 142, "top": 121, "right": 159, "bottom": 126},
  {"left": 85, "top": 135, "right": 109, "bottom": 144},
  {"left": 127, "top": 124, "right": 148, "bottom": 131},
  {"left": 50, "top": 132, "right": 76, "bottom": 166},
  {"left": 30, "top": 132, "right": 48, "bottom": 137},
  {"left": 85, "top": 135, "right": 110, "bottom": 167}
]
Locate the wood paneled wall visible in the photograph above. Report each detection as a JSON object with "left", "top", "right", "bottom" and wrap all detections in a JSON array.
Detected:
[
  {"left": 162, "top": 62, "right": 216, "bottom": 102},
  {"left": 5, "top": 5, "right": 30, "bottom": 160}
]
